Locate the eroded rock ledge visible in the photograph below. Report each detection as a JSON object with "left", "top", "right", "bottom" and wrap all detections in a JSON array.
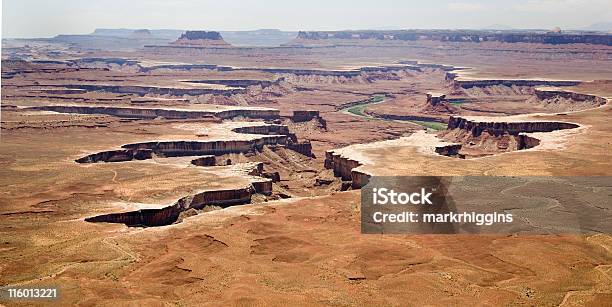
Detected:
[
  {"left": 85, "top": 162, "right": 271, "bottom": 227},
  {"left": 324, "top": 115, "right": 582, "bottom": 188},
  {"left": 534, "top": 87, "right": 609, "bottom": 106},
  {"left": 76, "top": 123, "right": 313, "bottom": 163},
  {"left": 29, "top": 105, "right": 279, "bottom": 120},
  {"left": 455, "top": 79, "right": 580, "bottom": 89},
  {"left": 446, "top": 116, "right": 579, "bottom": 136},
  {"left": 324, "top": 151, "right": 366, "bottom": 189}
]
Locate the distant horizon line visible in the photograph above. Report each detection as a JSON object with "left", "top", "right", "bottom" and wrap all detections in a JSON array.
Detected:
[{"left": 4, "top": 26, "right": 611, "bottom": 40}]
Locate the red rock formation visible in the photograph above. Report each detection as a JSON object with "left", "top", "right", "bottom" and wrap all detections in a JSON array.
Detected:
[
  {"left": 75, "top": 149, "right": 152, "bottom": 163},
  {"left": 434, "top": 144, "right": 464, "bottom": 158},
  {"left": 77, "top": 120, "right": 313, "bottom": 163},
  {"left": 191, "top": 155, "right": 216, "bottom": 167},
  {"left": 251, "top": 179, "right": 273, "bottom": 195},
  {"left": 534, "top": 88, "right": 608, "bottom": 106},
  {"left": 324, "top": 150, "right": 363, "bottom": 187},
  {"left": 447, "top": 116, "right": 579, "bottom": 137},
  {"left": 422, "top": 92, "right": 458, "bottom": 114},
  {"left": 30, "top": 105, "right": 280, "bottom": 120},
  {"left": 426, "top": 92, "right": 446, "bottom": 105},
  {"left": 262, "top": 171, "right": 281, "bottom": 182},
  {"left": 287, "top": 141, "right": 314, "bottom": 157},
  {"left": 85, "top": 187, "right": 253, "bottom": 227},
  {"left": 441, "top": 116, "right": 575, "bottom": 156},
  {"left": 290, "top": 110, "right": 328, "bottom": 129},
  {"left": 291, "top": 110, "right": 320, "bottom": 122}
]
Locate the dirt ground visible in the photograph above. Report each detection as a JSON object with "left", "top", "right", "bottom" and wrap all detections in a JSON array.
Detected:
[{"left": 1, "top": 40, "right": 611, "bottom": 306}]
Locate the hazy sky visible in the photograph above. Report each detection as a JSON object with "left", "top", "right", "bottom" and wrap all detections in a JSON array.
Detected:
[{"left": 2, "top": 0, "right": 612, "bottom": 38}]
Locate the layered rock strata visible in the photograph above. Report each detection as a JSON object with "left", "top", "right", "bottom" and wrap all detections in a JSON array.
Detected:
[
  {"left": 76, "top": 123, "right": 312, "bottom": 163},
  {"left": 75, "top": 149, "right": 153, "bottom": 163},
  {"left": 324, "top": 151, "right": 365, "bottom": 189},
  {"left": 29, "top": 105, "right": 280, "bottom": 120},
  {"left": 85, "top": 187, "right": 254, "bottom": 227},
  {"left": 446, "top": 116, "right": 579, "bottom": 137},
  {"left": 534, "top": 88, "right": 608, "bottom": 106},
  {"left": 455, "top": 79, "right": 580, "bottom": 89}
]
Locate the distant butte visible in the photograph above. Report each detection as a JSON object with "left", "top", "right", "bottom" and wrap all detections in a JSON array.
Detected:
[
  {"left": 171, "top": 30, "right": 232, "bottom": 47},
  {"left": 130, "top": 29, "right": 152, "bottom": 38}
]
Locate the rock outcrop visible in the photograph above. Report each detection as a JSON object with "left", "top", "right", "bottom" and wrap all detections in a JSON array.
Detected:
[
  {"left": 85, "top": 186, "right": 254, "bottom": 227},
  {"left": 434, "top": 144, "right": 464, "bottom": 158},
  {"left": 440, "top": 116, "right": 577, "bottom": 156},
  {"left": 446, "top": 116, "right": 579, "bottom": 137},
  {"left": 76, "top": 122, "right": 313, "bottom": 163},
  {"left": 29, "top": 105, "right": 280, "bottom": 120},
  {"left": 171, "top": 31, "right": 232, "bottom": 47},
  {"left": 290, "top": 110, "right": 328, "bottom": 130},
  {"left": 121, "top": 137, "right": 291, "bottom": 158},
  {"left": 287, "top": 141, "right": 314, "bottom": 157},
  {"left": 191, "top": 155, "right": 216, "bottom": 167},
  {"left": 291, "top": 110, "right": 320, "bottom": 122},
  {"left": 426, "top": 92, "right": 446, "bottom": 106},
  {"left": 76, "top": 149, "right": 153, "bottom": 163},
  {"left": 534, "top": 88, "right": 608, "bottom": 106},
  {"left": 324, "top": 151, "right": 367, "bottom": 189}
]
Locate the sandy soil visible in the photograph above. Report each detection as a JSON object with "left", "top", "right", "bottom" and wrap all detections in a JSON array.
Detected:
[{"left": 1, "top": 38, "right": 611, "bottom": 306}]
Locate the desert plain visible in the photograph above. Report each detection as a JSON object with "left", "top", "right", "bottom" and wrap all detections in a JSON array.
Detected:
[{"left": 1, "top": 29, "right": 611, "bottom": 305}]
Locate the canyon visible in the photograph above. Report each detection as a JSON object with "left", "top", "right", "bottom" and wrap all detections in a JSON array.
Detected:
[{"left": 1, "top": 28, "right": 611, "bottom": 306}]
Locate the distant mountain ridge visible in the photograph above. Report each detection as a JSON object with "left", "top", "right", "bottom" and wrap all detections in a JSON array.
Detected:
[
  {"left": 577, "top": 22, "right": 612, "bottom": 32},
  {"left": 90, "top": 28, "right": 298, "bottom": 46}
]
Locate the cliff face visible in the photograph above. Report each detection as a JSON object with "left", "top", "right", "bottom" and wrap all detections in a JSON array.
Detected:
[
  {"left": 447, "top": 116, "right": 579, "bottom": 137},
  {"left": 440, "top": 116, "right": 577, "bottom": 157},
  {"left": 287, "top": 141, "right": 314, "bottom": 157},
  {"left": 76, "top": 149, "right": 152, "bottom": 163},
  {"left": 30, "top": 105, "right": 280, "bottom": 120},
  {"left": 434, "top": 144, "right": 464, "bottom": 158},
  {"left": 324, "top": 150, "right": 368, "bottom": 189},
  {"left": 121, "top": 137, "right": 290, "bottom": 157},
  {"left": 76, "top": 122, "right": 313, "bottom": 163},
  {"left": 455, "top": 79, "right": 580, "bottom": 89},
  {"left": 231, "top": 124, "right": 292, "bottom": 138},
  {"left": 191, "top": 155, "right": 216, "bottom": 167},
  {"left": 290, "top": 110, "right": 327, "bottom": 130},
  {"left": 291, "top": 110, "right": 320, "bottom": 122},
  {"left": 534, "top": 88, "right": 608, "bottom": 106},
  {"left": 38, "top": 83, "right": 243, "bottom": 96},
  {"left": 85, "top": 187, "right": 254, "bottom": 227}
]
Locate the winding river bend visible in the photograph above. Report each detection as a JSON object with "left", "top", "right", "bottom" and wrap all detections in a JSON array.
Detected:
[{"left": 339, "top": 95, "right": 447, "bottom": 130}]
